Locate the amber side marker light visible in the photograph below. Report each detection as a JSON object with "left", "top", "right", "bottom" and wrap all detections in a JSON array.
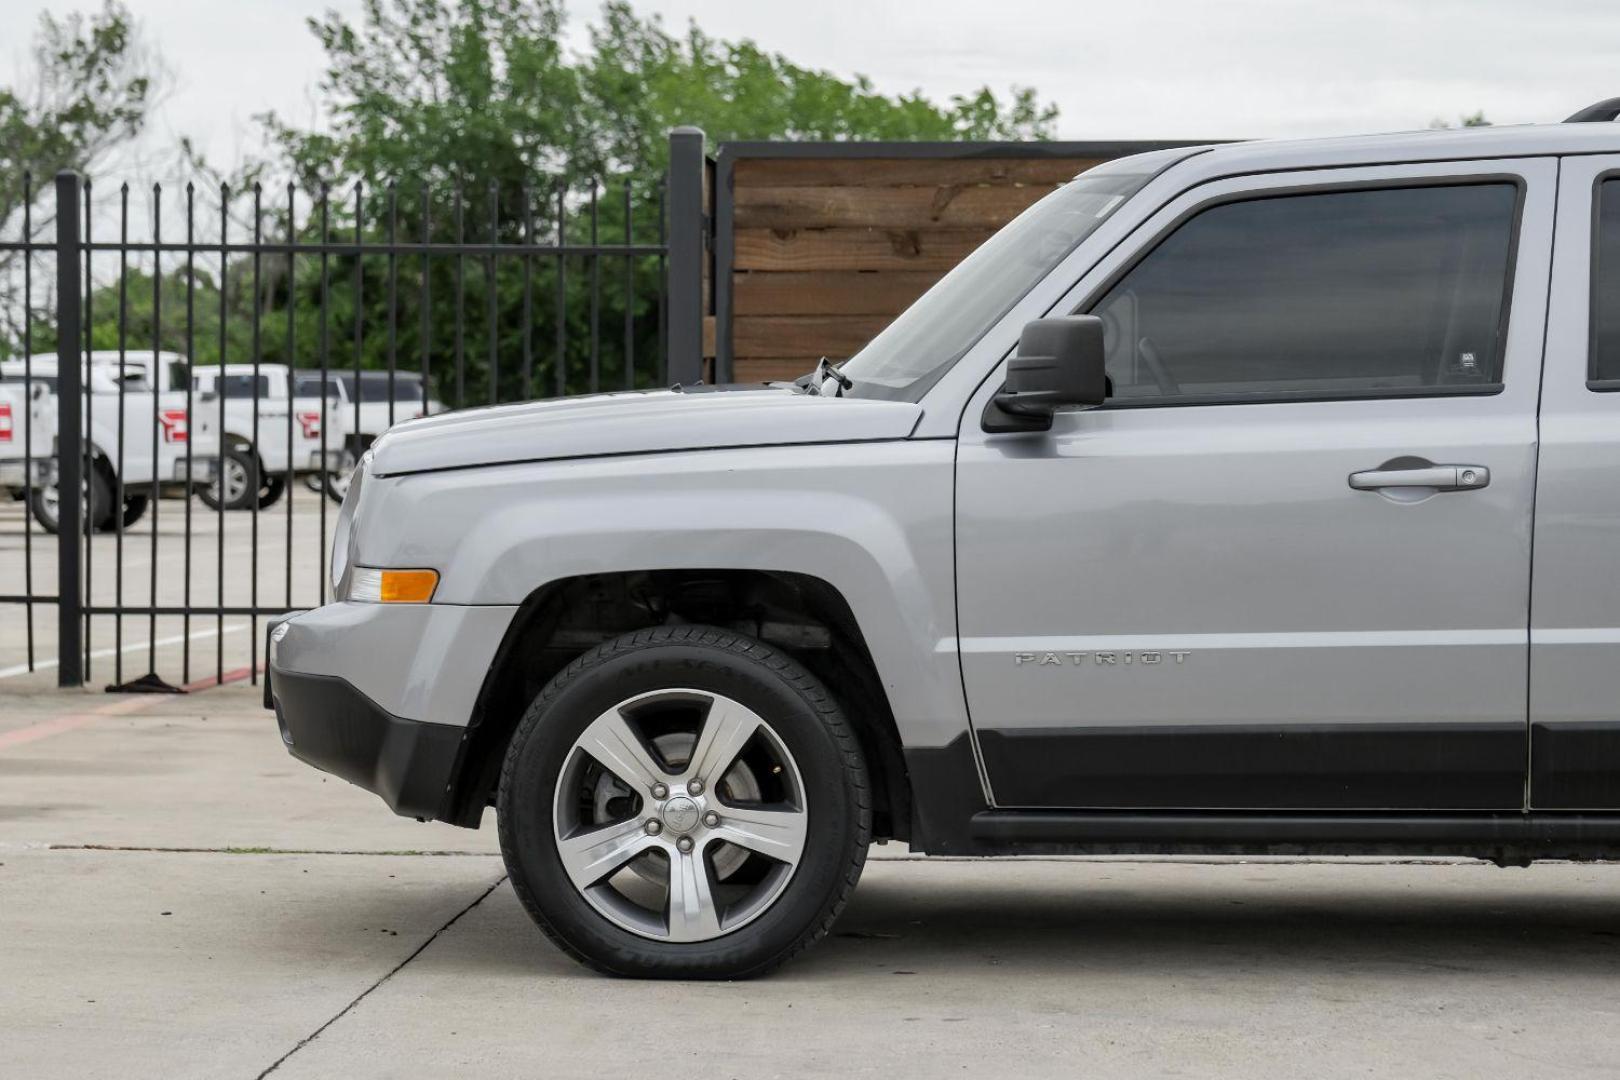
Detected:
[{"left": 349, "top": 567, "right": 439, "bottom": 604}]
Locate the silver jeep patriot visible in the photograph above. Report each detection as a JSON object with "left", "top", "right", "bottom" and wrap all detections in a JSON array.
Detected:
[{"left": 269, "top": 106, "right": 1620, "bottom": 978}]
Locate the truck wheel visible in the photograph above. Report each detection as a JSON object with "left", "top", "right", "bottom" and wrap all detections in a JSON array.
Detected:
[
  {"left": 257, "top": 474, "right": 287, "bottom": 509},
  {"left": 117, "top": 494, "right": 149, "bottom": 530},
  {"left": 29, "top": 468, "right": 112, "bottom": 535},
  {"left": 322, "top": 449, "right": 357, "bottom": 504},
  {"left": 200, "top": 447, "right": 259, "bottom": 511},
  {"left": 497, "top": 625, "right": 871, "bottom": 979}
]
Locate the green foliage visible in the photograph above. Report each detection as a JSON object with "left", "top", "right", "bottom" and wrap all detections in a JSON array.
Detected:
[{"left": 259, "top": 0, "right": 1056, "bottom": 190}]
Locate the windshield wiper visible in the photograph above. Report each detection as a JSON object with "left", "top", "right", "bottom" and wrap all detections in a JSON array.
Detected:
[{"left": 803, "top": 356, "right": 853, "bottom": 397}]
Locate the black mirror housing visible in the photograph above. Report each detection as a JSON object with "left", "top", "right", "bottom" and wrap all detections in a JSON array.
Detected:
[{"left": 983, "top": 316, "right": 1108, "bottom": 432}]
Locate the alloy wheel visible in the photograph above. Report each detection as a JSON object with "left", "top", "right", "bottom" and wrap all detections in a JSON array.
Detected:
[{"left": 551, "top": 688, "right": 808, "bottom": 943}]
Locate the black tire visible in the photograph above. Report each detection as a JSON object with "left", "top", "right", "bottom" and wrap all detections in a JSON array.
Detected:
[
  {"left": 199, "top": 446, "right": 259, "bottom": 511},
  {"left": 117, "top": 494, "right": 149, "bottom": 530},
  {"left": 497, "top": 625, "right": 871, "bottom": 979},
  {"left": 257, "top": 474, "right": 287, "bottom": 509},
  {"left": 29, "top": 466, "right": 112, "bottom": 535},
  {"left": 322, "top": 448, "right": 357, "bottom": 503}
]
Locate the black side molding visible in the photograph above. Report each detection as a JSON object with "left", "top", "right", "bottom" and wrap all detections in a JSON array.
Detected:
[
  {"left": 969, "top": 810, "right": 1620, "bottom": 862},
  {"left": 975, "top": 722, "right": 1525, "bottom": 811}
]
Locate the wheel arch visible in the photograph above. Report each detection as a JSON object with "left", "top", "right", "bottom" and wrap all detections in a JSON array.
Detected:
[
  {"left": 442, "top": 568, "right": 913, "bottom": 842},
  {"left": 222, "top": 431, "right": 267, "bottom": 474}
]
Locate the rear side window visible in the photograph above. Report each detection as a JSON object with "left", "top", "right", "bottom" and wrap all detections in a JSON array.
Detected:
[
  {"left": 212, "top": 374, "right": 270, "bottom": 399},
  {"left": 356, "top": 374, "right": 422, "bottom": 402},
  {"left": 1091, "top": 183, "right": 1519, "bottom": 404},
  {"left": 293, "top": 376, "right": 341, "bottom": 401},
  {"left": 1591, "top": 179, "right": 1620, "bottom": 386}
]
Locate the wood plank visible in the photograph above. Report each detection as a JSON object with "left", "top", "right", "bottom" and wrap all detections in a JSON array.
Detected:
[
  {"left": 733, "top": 227, "right": 996, "bottom": 272},
  {"left": 732, "top": 270, "right": 940, "bottom": 316},
  {"left": 733, "top": 157, "right": 1103, "bottom": 188},
  {"left": 732, "top": 315, "right": 894, "bottom": 359},
  {"left": 735, "top": 184, "right": 1051, "bottom": 230}
]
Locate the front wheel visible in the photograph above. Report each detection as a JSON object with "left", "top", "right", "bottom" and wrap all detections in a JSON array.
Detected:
[
  {"left": 199, "top": 447, "right": 259, "bottom": 511},
  {"left": 118, "top": 494, "right": 149, "bottom": 530},
  {"left": 497, "top": 626, "right": 871, "bottom": 979},
  {"left": 29, "top": 468, "right": 112, "bottom": 535},
  {"left": 322, "top": 448, "right": 357, "bottom": 504},
  {"left": 257, "top": 474, "right": 287, "bottom": 509}
]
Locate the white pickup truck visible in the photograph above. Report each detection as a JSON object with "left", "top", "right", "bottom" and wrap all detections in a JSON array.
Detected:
[
  {"left": 0, "top": 377, "right": 54, "bottom": 507},
  {"left": 0, "top": 353, "right": 218, "bottom": 533},
  {"left": 175, "top": 363, "right": 349, "bottom": 510},
  {"left": 293, "top": 370, "right": 446, "bottom": 501}
]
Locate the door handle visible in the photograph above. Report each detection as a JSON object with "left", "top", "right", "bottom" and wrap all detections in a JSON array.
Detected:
[{"left": 1348, "top": 465, "right": 1490, "bottom": 491}]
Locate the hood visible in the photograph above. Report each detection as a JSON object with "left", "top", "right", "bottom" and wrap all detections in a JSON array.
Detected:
[{"left": 368, "top": 386, "right": 924, "bottom": 476}]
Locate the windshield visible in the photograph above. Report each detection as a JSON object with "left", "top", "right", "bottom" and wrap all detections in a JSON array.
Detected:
[{"left": 835, "top": 155, "right": 1175, "bottom": 401}]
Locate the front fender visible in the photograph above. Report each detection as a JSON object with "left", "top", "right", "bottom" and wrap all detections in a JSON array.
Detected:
[{"left": 353, "top": 440, "right": 968, "bottom": 749}]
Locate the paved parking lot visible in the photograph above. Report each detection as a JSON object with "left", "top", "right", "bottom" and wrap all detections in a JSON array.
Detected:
[{"left": 5, "top": 682, "right": 1620, "bottom": 1078}]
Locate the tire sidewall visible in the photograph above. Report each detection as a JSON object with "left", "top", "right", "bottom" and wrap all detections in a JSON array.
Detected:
[
  {"left": 499, "top": 631, "right": 867, "bottom": 978},
  {"left": 201, "top": 447, "right": 258, "bottom": 511},
  {"left": 31, "top": 467, "right": 111, "bottom": 534}
]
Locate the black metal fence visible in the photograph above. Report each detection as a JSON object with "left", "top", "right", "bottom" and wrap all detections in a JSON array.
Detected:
[{"left": 1, "top": 128, "right": 708, "bottom": 690}]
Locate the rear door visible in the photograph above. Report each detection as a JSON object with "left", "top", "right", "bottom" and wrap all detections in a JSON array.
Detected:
[
  {"left": 1531, "top": 155, "right": 1620, "bottom": 807},
  {"left": 955, "top": 159, "right": 1556, "bottom": 810}
]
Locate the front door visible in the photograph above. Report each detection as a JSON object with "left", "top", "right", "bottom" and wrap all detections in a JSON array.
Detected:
[{"left": 955, "top": 159, "right": 1554, "bottom": 810}]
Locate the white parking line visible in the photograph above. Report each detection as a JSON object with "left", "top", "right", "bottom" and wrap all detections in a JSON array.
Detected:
[{"left": 0, "top": 623, "right": 250, "bottom": 680}]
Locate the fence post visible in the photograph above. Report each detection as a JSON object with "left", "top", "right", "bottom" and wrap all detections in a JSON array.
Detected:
[
  {"left": 666, "top": 126, "right": 706, "bottom": 385},
  {"left": 54, "top": 172, "right": 84, "bottom": 688}
]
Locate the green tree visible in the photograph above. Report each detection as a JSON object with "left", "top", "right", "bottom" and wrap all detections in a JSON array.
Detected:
[
  {"left": 259, "top": 0, "right": 1056, "bottom": 189},
  {"left": 1, "top": 1, "right": 162, "bottom": 355}
]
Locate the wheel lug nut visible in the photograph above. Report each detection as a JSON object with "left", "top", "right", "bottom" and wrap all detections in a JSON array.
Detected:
[
  {"left": 702, "top": 811, "right": 719, "bottom": 828},
  {"left": 650, "top": 783, "right": 668, "bottom": 800},
  {"left": 687, "top": 779, "right": 704, "bottom": 796},
  {"left": 676, "top": 836, "right": 694, "bottom": 853},
  {"left": 644, "top": 820, "right": 662, "bottom": 835}
]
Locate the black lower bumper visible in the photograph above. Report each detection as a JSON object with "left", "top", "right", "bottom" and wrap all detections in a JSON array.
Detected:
[{"left": 268, "top": 668, "right": 465, "bottom": 821}]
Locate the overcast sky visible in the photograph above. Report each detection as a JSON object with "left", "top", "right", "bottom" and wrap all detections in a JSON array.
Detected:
[{"left": 8, "top": 0, "right": 1620, "bottom": 178}]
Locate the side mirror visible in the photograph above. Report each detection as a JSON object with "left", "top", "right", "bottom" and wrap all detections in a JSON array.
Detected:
[{"left": 983, "top": 315, "right": 1108, "bottom": 433}]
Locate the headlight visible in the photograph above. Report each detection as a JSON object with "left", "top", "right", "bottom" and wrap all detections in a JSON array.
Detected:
[
  {"left": 347, "top": 567, "right": 439, "bottom": 604},
  {"left": 330, "top": 448, "right": 372, "bottom": 597}
]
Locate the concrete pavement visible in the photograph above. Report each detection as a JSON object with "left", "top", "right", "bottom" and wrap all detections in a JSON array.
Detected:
[{"left": 5, "top": 684, "right": 1620, "bottom": 1078}]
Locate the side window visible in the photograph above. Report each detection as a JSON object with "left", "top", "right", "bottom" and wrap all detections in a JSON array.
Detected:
[
  {"left": 1590, "top": 178, "right": 1620, "bottom": 386},
  {"left": 1091, "top": 183, "right": 1519, "bottom": 404}
]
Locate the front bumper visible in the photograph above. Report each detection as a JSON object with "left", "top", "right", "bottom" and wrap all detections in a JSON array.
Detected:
[
  {"left": 264, "top": 601, "right": 516, "bottom": 820},
  {"left": 0, "top": 456, "right": 51, "bottom": 491},
  {"left": 268, "top": 666, "right": 465, "bottom": 820},
  {"left": 173, "top": 457, "right": 215, "bottom": 484}
]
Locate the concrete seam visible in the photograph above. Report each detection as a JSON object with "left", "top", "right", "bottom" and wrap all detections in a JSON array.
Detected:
[{"left": 255, "top": 873, "right": 507, "bottom": 1079}]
